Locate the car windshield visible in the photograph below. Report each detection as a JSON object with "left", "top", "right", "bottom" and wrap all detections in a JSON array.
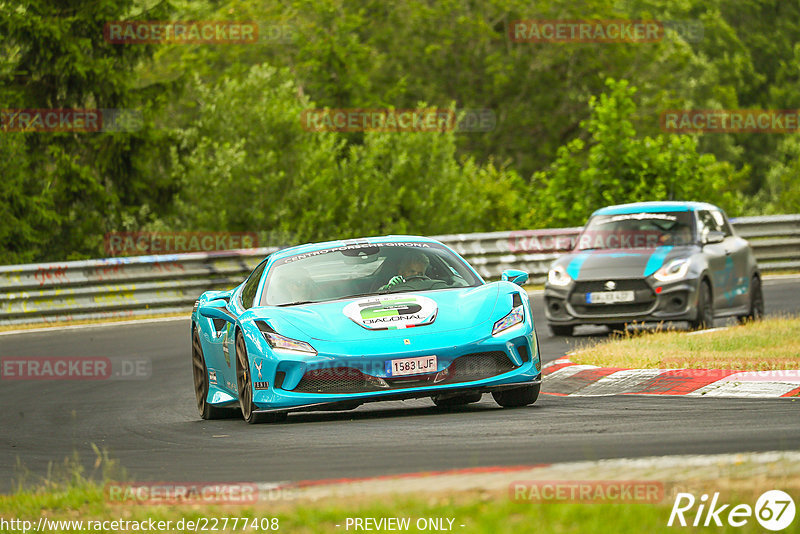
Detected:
[
  {"left": 260, "top": 241, "right": 482, "bottom": 306},
  {"left": 575, "top": 211, "right": 695, "bottom": 251}
]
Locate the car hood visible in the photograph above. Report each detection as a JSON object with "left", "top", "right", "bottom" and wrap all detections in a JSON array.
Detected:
[
  {"left": 554, "top": 246, "right": 695, "bottom": 280},
  {"left": 250, "top": 285, "right": 502, "bottom": 342}
]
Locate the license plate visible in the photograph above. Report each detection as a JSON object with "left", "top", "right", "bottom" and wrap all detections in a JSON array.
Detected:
[
  {"left": 586, "top": 290, "right": 635, "bottom": 304},
  {"left": 386, "top": 355, "right": 437, "bottom": 377}
]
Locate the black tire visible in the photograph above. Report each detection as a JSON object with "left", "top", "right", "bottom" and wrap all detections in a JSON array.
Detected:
[
  {"left": 432, "top": 392, "right": 483, "bottom": 408},
  {"left": 235, "top": 332, "right": 287, "bottom": 424},
  {"left": 549, "top": 324, "right": 574, "bottom": 336},
  {"left": 689, "top": 280, "right": 714, "bottom": 330},
  {"left": 607, "top": 323, "right": 628, "bottom": 334},
  {"left": 738, "top": 275, "right": 764, "bottom": 323},
  {"left": 492, "top": 383, "right": 540, "bottom": 408},
  {"left": 191, "top": 327, "right": 230, "bottom": 420}
]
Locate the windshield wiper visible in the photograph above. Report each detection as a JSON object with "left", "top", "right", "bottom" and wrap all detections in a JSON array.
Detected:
[{"left": 276, "top": 300, "right": 315, "bottom": 307}]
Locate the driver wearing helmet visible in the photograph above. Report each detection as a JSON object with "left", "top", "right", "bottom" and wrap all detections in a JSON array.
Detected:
[{"left": 381, "top": 252, "right": 431, "bottom": 291}]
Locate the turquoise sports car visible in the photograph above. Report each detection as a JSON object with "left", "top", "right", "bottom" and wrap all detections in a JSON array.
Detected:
[{"left": 191, "top": 236, "right": 542, "bottom": 423}]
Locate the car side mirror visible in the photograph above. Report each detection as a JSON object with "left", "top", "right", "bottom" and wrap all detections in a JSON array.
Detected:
[
  {"left": 501, "top": 269, "right": 529, "bottom": 286},
  {"left": 704, "top": 231, "right": 725, "bottom": 245},
  {"left": 199, "top": 299, "right": 236, "bottom": 322}
]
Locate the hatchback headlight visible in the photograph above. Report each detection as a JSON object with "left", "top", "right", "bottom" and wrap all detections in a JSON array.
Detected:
[
  {"left": 548, "top": 265, "right": 572, "bottom": 286},
  {"left": 492, "top": 306, "right": 525, "bottom": 336},
  {"left": 653, "top": 258, "right": 690, "bottom": 282}
]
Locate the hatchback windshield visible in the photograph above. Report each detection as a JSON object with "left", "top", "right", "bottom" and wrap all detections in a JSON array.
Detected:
[
  {"left": 576, "top": 211, "right": 695, "bottom": 251},
  {"left": 261, "top": 242, "right": 482, "bottom": 306}
]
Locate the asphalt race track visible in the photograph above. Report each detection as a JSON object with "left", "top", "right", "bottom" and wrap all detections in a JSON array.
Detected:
[{"left": 1, "top": 276, "right": 798, "bottom": 490}]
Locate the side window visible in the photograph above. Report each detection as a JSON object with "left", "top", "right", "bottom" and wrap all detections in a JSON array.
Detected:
[
  {"left": 711, "top": 210, "right": 733, "bottom": 237},
  {"left": 697, "top": 210, "right": 721, "bottom": 241},
  {"left": 240, "top": 260, "right": 268, "bottom": 309}
]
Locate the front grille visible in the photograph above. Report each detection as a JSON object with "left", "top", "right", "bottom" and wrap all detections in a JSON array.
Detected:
[
  {"left": 573, "top": 279, "right": 651, "bottom": 292},
  {"left": 571, "top": 302, "right": 653, "bottom": 315},
  {"left": 291, "top": 352, "right": 517, "bottom": 394},
  {"left": 447, "top": 352, "right": 515, "bottom": 383},
  {"left": 570, "top": 279, "right": 655, "bottom": 316},
  {"left": 294, "top": 367, "right": 370, "bottom": 393}
]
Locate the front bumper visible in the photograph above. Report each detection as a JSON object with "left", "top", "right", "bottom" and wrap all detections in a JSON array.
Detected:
[
  {"left": 544, "top": 277, "right": 701, "bottom": 326},
  {"left": 248, "top": 324, "right": 541, "bottom": 412},
  {"left": 252, "top": 377, "right": 542, "bottom": 414}
]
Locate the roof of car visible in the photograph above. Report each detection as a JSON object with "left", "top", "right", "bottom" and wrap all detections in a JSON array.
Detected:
[
  {"left": 269, "top": 235, "right": 442, "bottom": 261},
  {"left": 591, "top": 201, "right": 720, "bottom": 216}
]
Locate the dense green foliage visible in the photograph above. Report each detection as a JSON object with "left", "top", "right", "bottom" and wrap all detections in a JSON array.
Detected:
[
  {"left": 1, "top": 0, "right": 799, "bottom": 263},
  {"left": 531, "top": 79, "right": 744, "bottom": 227}
]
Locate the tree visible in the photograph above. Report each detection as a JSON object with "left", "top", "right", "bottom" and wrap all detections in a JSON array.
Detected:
[
  {"left": 167, "top": 64, "right": 526, "bottom": 242},
  {"left": 530, "top": 78, "right": 744, "bottom": 228},
  {"left": 0, "top": 0, "right": 174, "bottom": 261}
]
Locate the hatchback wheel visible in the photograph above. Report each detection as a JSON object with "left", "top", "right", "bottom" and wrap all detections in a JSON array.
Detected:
[
  {"left": 738, "top": 275, "right": 764, "bottom": 323},
  {"left": 689, "top": 281, "right": 714, "bottom": 330}
]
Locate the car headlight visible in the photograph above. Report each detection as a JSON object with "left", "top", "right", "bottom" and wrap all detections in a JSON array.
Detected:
[
  {"left": 548, "top": 265, "right": 572, "bottom": 286},
  {"left": 653, "top": 258, "right": 691, "bottom": 282},
  {"left": 263, "top": 332, "right": 317, "bottom": 355},
  {"left": 492, "top": 305, "right": 525, "bottom": 336}
]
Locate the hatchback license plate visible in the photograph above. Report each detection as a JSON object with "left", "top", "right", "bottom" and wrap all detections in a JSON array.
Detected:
[
  {"left": 586, "top": 290, "right": 635, "bottom": 304},
  {"left": 386, "top": 355, "right": 437, "bottom": 376}
]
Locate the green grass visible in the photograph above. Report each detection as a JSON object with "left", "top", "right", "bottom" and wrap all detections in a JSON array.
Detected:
[
  {"left": 4, "top": 484, "right": 797, "bottom": 533},
  {"left": 3, "top": 451, "right": 798, "bottom": 533},
  {"left": 569, "top": 316, "right": 800, "bottom": 371}
]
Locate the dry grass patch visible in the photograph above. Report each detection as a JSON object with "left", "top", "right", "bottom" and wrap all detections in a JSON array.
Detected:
[{"left": 569, "top": 316, "right": 800, "bottom": 370}]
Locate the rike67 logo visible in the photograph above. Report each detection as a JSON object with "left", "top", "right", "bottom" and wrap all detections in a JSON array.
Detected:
[{"left": 668, "top": 490, "right": 795, "bottom": 531}]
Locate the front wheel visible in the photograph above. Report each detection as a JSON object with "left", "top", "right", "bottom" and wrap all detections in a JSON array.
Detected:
[
  {"left": 738, "top": 275, "right": 764, "bottom": 323},
  {"left": 492, "top": 383, "right": 540, "bottom": 408},
  {"left": 549, "top": 324, "right": 574, "bottom": 336},
  {"left": 689, "top": 281, "right": 714, "bottom": 330},
  {"left": 235, "top": 332, "right": 286, "bottom": 424},
  {"left": 192, "top": 327, "right": 231, "bottom": 420},
  {"left": 607, "top": 323, "right": 628, "bottom": 334}
]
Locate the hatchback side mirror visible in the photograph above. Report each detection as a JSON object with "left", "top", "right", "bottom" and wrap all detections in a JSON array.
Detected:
[{"left": 704, "top": 231, "right": 725, "bottom": 245}]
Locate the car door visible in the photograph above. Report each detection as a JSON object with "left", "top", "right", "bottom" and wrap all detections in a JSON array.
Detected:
[
  {"left": 714, "top": 210, "right": 751, "bottom": 309},
  {"left": 217, "top": 259, "right": 268, "bottom": 392},
  {"left": 697, "top": 210, "right": 733, "bottom": 311}
]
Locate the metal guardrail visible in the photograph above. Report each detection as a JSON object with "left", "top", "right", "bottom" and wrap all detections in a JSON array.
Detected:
[{"left": 1, "top": 215, "right": 798, "bottom": 325}]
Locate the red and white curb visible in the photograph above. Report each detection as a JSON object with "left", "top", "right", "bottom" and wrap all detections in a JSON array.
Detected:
[{"left": 542, "top": 358, "right": 800, "bottom": 398}]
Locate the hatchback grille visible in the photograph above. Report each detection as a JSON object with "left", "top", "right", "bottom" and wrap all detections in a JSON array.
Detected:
[
  {"left": 573, "top": 279, "right": 651, "bottom": 292},
  {"left": 571, "top": 302, "right": 653, "bottom": 315}
]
